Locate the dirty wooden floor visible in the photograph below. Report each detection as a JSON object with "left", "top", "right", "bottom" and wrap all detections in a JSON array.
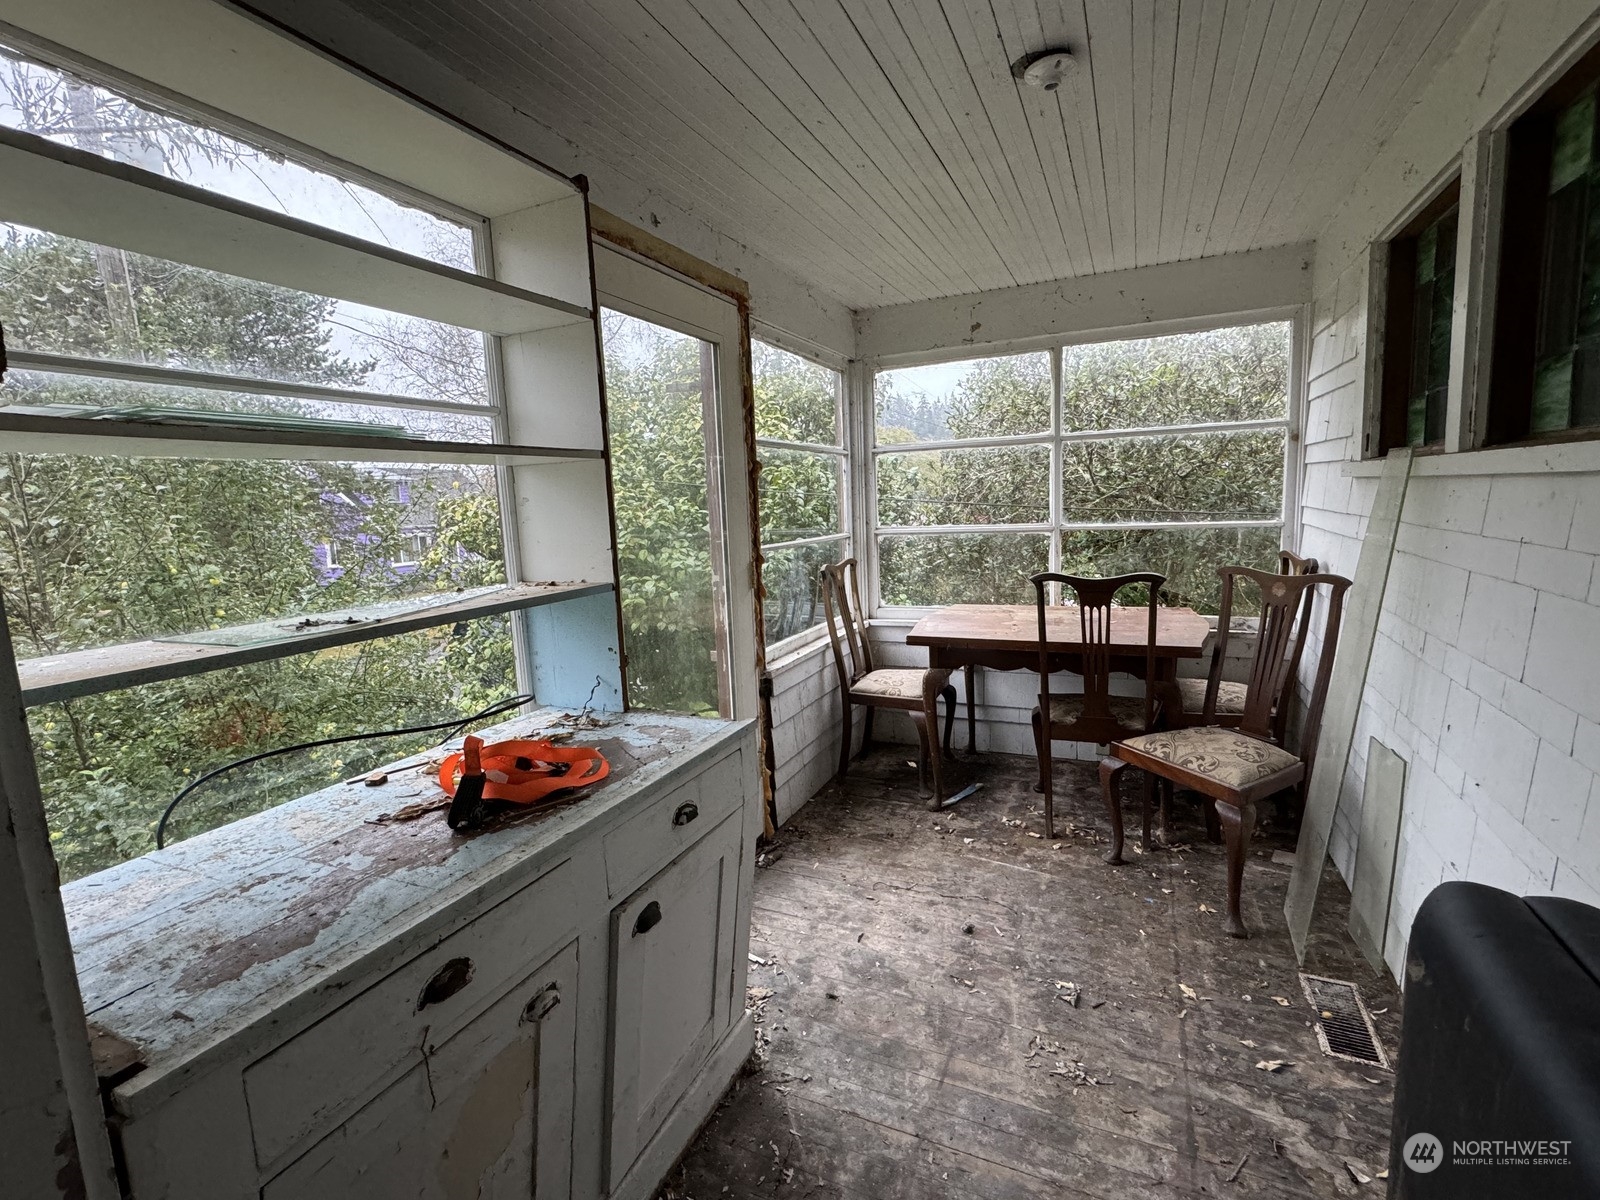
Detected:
[{"left": 658, "top": 747, "right": 1401, "bottom": 1199}]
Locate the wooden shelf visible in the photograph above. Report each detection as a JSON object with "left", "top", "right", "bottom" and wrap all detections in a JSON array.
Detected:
[
  {"left": 0, "top": 128, "right": 591, "bottom": 336},
  {"left": 0, "top": 409, "right": 603, "bottom": 466},
  {"left": 18, "top": 581, "right": 613, "bottom": 706}
]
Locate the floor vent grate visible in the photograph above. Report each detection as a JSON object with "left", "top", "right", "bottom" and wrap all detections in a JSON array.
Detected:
[{"left": 1299, "top": 973, "right": 1389, "bottom": 1069}]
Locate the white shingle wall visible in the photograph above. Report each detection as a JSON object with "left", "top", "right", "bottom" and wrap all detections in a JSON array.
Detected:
[{"left": 1301, "top": 264, "right": 1600, "bottom": 979}]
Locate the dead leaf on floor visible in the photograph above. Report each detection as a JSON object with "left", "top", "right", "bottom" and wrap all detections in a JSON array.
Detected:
[
  {"left": 1345, "top": 1162, "right": 1373, "bottom": 1185},
  {"left": 369, "top": 796, "right": 451, "bottom": 824},
  {"left": 1376, "top": 1169, "right": 1389, "bottom": 1180},
  {"left": 1053, "top": 980, "right": 1080, "bottom": 1007},
  {"left": 1179, "top": 983, "right": 1199, "bottom": 1001},
  {"left": 1271, "top": 996, "right": 1291, "bottom": 1006},
  {"left": 1026, "top": 831, "right": 1042, "bottom": 838},
  {"left": 1239, "top": 1039, "right": 1257, "bottom": 1048},
  {"left": 1199, "top": 903, "right": 1216, "bottom": 913},
  {"left": 1254, "top": 1059, "right": 1292, "bottom": 1073}
]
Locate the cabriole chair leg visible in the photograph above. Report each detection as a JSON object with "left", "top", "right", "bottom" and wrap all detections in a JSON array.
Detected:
[
  {"left": 1217, "top": 798, "right": 1257, "bottom": 938},
  {"left": 1098, "top": 756, "right": 1129, "bottom": 865}
]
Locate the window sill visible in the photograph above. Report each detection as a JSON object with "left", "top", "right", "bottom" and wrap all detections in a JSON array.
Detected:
[
  {"left": 766, "top": 631, "right": 832, "bottom": 672},
  {"left": 1342, "top": 438, "right": 1600, "bottom": 478}
]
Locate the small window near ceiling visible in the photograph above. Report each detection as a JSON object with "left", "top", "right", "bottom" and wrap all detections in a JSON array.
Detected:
[
  {"left": 1489, "top": 45, "right": 1600, "bottom": 443},
  {"left": 1377, "top": 180, "right": 1459, "bottom": 453}
]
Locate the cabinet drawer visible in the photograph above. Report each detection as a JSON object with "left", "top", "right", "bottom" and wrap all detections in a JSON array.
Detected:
[
  {"left": 602, "top": 748, "right": 744, "bottom": 898},
  {"left": 244, "top": 857, "right": 579, "bottom": 1170}
]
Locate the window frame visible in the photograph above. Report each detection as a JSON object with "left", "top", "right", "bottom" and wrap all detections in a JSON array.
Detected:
[
  {"left": 751, "top": 334, "right": 851, "bottom": 658},
  {"left": 867, "top": 317, "right": 1300, "bottom": 616},
  {"left": 1376, "top": 178, "right": 1462, "bottom": 456},
  {"left": 1486, "top": 39, "right": 1600, "bottom": 447}
]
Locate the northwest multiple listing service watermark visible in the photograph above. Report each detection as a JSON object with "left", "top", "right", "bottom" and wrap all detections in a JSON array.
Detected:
[{"left": 1403, "top": 1132, "right": 1574, "bottom": 1173}]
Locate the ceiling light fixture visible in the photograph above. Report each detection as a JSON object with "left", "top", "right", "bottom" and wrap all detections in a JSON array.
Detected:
[{"left": 1011, "top": 47, "right": 1077, "bottom": 92}]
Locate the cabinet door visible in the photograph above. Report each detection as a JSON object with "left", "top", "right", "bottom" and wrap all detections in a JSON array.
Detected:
[
  {"left": 607, "top": 813, "right": 742, "bottom": 1186},
  {"left": 264, "top": 941, "right": 577, "bottom": 1200}
]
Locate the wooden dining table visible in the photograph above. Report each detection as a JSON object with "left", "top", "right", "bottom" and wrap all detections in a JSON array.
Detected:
[{"left": 905, "top": 603, "right": 1211, "bottom": 753}]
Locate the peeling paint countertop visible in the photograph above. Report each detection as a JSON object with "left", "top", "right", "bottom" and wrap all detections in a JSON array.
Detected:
[{"left": 61, "top": 708, "right": 750, "bottom": 1117}]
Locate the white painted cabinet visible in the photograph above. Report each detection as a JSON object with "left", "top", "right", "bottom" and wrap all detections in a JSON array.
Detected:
[
  {"left": 607, "top": 814, "right": 742, "bottom": 1187},
  {"left": 263, "top": 941, "right": 577, "bottom": 1200},
  {"left": 65, "top": 713, "right": 759, "bottom": 1200}
]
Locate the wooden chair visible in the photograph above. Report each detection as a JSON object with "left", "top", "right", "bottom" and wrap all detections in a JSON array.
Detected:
[
  {"left": 1162, "top": 550, "right": 1320, "bottom": 736},
  {"left": 820, "top": 558, "right": 956, "bottom": 807},
  {"left": 1029, "top": 571, "right": 1165, "bottom": 840},
  {"left": 1099, "top": 566, "right": 1352, "bottom": 938}
]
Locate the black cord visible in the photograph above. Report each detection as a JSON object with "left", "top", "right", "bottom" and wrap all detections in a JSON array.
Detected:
[{"left": 154, "top": 692, "right": 535, "bottom": 849}]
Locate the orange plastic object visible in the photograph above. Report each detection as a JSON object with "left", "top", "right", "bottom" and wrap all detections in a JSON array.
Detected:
[{"left": 439, "top": 736, "right": 609, "bottom": 807}]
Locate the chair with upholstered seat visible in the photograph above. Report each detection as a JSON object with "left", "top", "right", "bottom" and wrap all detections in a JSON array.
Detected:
[
  {"left": 1162, "top": 550, "right": 1319, "bottom": 735},
  {"left": 1099, "top": 565, "right": 1351, "bottom": 938},
  {"left": 820, "top": 558, "right": 956, "bottom": 806},
  {"left": 1029, "top": 571, "right": 1164, "bottom": 840}
]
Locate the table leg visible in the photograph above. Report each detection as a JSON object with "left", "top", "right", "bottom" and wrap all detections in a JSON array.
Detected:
[{"left": 964, "top": 663, "right": 978, "bottom": 754}]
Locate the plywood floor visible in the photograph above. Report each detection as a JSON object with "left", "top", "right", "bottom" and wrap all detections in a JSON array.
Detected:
[{"left": 659, "top": 748, "right": 1401, "bottom": 1199}]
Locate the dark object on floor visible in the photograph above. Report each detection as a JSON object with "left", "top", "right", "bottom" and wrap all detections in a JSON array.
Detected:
[{"left": 1390, "top": 881, "right": 1600, "bottom": 1197}]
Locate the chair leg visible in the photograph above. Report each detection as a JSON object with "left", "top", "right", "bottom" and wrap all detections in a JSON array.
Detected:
[
  {"left": 940, "top": 685, "right": 956, "bottom": 756},
  {"left": 1033, "top": 710, "right": 1054, "bottom": 839},
  {"left": 836, "top": 702, "right": 854, "bottom": 785},
  {"left": 964, "top": 664, "right": 978, "bottom": 754},
  {"left": 924, "top": 694, "right": 946, "bottom": 810},
  {"left": 857, "top": 707, "right": 875, "bottom": 760},
  {"left": 1098, "top": 757, "right": 1129, "bottom": 866},
  {"left": 1202, "top": 797, "right": 1222, "bottom": 844},
  {"left": 907, "top": 709, "right": 933, "bottom": 806},
  {"left": 1158, "top": 778, "right": 1174, "bottom": 844},
  {"left": 1216, "top": 799, "right": 1257, "bottom": 938},
  {"left": 1140, "top": 771, "right": 1154, "bottom": 851}
]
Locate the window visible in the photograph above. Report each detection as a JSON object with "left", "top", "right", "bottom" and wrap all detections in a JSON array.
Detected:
[
  {"left": 1490, "top": 44, "right": 1600, "bottom": 443},
  {"left": 753, "top": 341, "right": 848, "bottom": 648},
  {"left": 0, "top": 46, "right": 558, "bottom": 880},
  {"left": 873, "top": 324, "right": 1291, "bottom": 615},
  {"left": 1377, "top": 181, "right": 1460, "bottom": 453}
]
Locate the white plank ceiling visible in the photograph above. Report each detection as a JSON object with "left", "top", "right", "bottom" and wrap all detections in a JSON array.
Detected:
[{"left": 335, "top": 0, "right": 1489, "bottom": 311}]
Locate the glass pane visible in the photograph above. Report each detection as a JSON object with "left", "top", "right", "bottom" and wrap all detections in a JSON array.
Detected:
[
  {"left": 1058, "top": 525, "right": 1283, "bottom": 616},
  {"left": 0, "top": 226, "right": 492, "bottom": 404},
  {"left": 758, "top": 449, "right": 842, "bottom": 543},
  {"left": 1062, "top": 428, "right": 1284, "bottom": 524},
  {"left": 875, "top": 351, "right": 1050, "bottom": 444},
  {"left": 0, "top": 46, "right": 476, "bottom": 270},
  {"left": 0, "top": 454, "right": 505, "bottom": 657},
  {"left": 753, "top": 342, "right": 839, "bottom": 444},
  {"left": 602, "top": 309, "right": 723, "bottom": 716},
  {"left": 32, "top": 615, "right": 516, "bottom": 882},
  {"left": 877, "top": 532, "right": 1048, "bottom": 606},
  {"left": 1061, "top": 323, "right": 1290, "bottom": 432},
  {"left": 877, "top": 444, "right": 1050, "bottom": 526},
  {"left": 1, "top": 370, "right": 495, "bottom": 441},
  {"left": 761, "top": 539, "right": 846, "bottom": 646}
]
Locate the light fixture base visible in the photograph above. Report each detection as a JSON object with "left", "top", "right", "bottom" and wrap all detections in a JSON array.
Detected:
[{"left": 1011, "top": 48, "right": 1077, "bottom": 92}]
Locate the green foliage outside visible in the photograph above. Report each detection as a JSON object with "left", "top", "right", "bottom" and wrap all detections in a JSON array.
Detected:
[
  {"left": 874, "top": 325, "right": 1290, "bottom": 612},
  {"left": 0, "top": 229, "right": 515, "bottom": 882}
]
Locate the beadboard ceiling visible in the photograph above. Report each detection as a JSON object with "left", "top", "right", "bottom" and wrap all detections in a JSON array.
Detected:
[{"left": 335, "top": 0, "right": 1488, "bottom": 311}]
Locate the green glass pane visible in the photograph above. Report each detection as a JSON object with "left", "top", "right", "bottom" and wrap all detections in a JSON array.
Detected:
[
  {"left": 877, "top": 532, "right": 1048, "bottom": 606},
  {"left": 1415, "top": 222, "right": 1436, "bottom": 282},
  {"left": 1551, "top": 91, "right": 1596, "bottom": 194},
  {"left": 1407, "top": 392, "right": 1428, "bottom": 446},
  {"left": 1532, "top": 353, "right": 1575, "bottom": 432}
]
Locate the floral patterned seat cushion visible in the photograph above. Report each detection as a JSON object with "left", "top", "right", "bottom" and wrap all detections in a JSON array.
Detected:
[
  {"left": 1118, "top": 727, "right": 1299, "bottom": 790},
  {"left": 849, "top": 668, "right": 936, "bottom": 700},
  {"left": 1174, "top": 677, "right": 1248, "bottom": 716},
  {"left": 1047, "top": 694, "right": 1146, "bottom": 731}
]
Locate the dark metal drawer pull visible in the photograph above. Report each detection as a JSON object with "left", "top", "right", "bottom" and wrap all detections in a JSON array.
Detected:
[
  {"left": 522, "top": 983, "right": 561, "bottom": 1024},
  {"left": 672, "top": 801, "right": 699, "bottom": 827},
  {"left": 633, "top": 901, "right": 663, "bottom": 937},
  {"left": 417, "top": 956, "right": 474, "bottom": 1011}
]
